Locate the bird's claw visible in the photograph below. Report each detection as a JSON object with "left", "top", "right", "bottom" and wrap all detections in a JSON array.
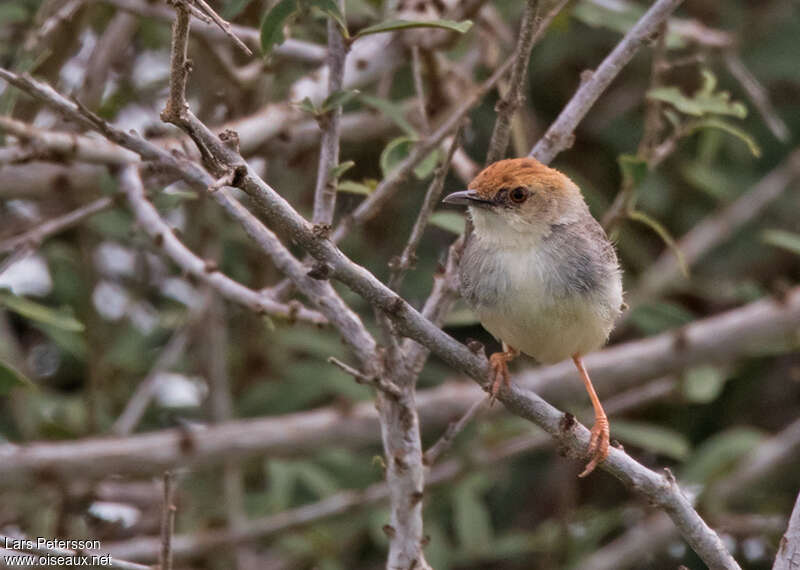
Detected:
[
  {"left": 579, "top": 415, "right": 610, "bottom": 478},
  {"left": 488, "top": 352, "right": 511, "bottom": 406}
]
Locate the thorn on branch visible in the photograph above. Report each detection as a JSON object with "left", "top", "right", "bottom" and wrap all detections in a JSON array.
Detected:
[
  {"left": 466, "top": 339, "right": 485, "bottom": 356},
  {"left": 219, "top": 129, "right": 239, "bottom": 153},
  {"left": 307, "top": 262, "right": 332, "bottom": 280},
  {"left": 382, "top": 524, "right": 396, "bottom": 539},
  {"left": 672, "top": 328, "right": 689, "bottom": 351},
  {"left": 203, "top": 259, "right": 218, "bottom": 273},
  {"left": 312, "top": 223, "right": 332, "bottom": 240},
  {"left": 560, "top": 412, "right": 576, "bottom": 432},
  {"left": 410, "top": 490, "right": 424, "bottom": 505}
]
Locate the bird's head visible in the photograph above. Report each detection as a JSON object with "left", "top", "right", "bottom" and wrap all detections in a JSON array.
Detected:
[{"left": 443, "top": 157, "right": 587, "bottom": 246}]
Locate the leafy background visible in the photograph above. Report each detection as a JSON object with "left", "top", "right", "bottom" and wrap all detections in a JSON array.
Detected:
[{"left": 0, "top": 0, "right": 799, "bottom": 568}]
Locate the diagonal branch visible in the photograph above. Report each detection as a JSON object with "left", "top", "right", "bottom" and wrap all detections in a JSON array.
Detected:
[{"left": 529, "top": 0, "right": 684, "bottom": 164}]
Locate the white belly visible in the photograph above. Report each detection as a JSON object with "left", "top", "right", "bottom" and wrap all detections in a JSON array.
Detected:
[{"left": 460, "top": 240, "right": 622, "bottom": 364}]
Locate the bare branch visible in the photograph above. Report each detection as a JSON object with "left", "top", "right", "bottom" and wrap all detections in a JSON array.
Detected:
[
  {"left": 188, "top": 0, "right": 253, "bottom": 56},
  {"left": 330, "top": 55, "right": 517, "bottom": 243},
  {"left": 0, "top": 116, "right": 140, "bottom": 164},
  {"left": 159, "top": 471, "right": 176, "bottom": 570},
  {"left": 117, "top": 165, "right": 324, "bottom": 324},
  {"left": 388, "top": 126, "right": 462, "bottom": 291},
  {"left": 530, "top": 0, "right": 684, "bottom": 164},
  {"left": 774, "top": 489, "right": 800, "bottom": 570},
  {"left": 105, "top": 0, "right": 324, "bottom": 61},
  {"left": 0, "top": 196, "right": 114, "bottom": 255},
  {"left": 485, "top": 0, "right": 551, "bottom": 164},
  {"left": 0, "top": 290, "right": 795, "bottom": 484},
  {"left": 111, "top": 318, "right": 194, "bottom": 436},
  {"left": 423, "top": 397, "right": 486, "bottom": 466},
  {"left": 101, "top": 376, "right": 677, "bottom": 562},
  {"left": 724, "top": 51, "right": 790, "bottom": 143},
  {"left": 312, "top": 0, "right": 348, "bottom": 226},
  {"left": 631, "top": 148, "right": 800, "bottom": 305},
  {"left": 328, "top": 356, "right": 403, "bottom": 399}
]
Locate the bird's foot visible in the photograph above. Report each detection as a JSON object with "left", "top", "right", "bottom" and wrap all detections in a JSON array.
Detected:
[
  {"left": 579, "top": 415, "right": 610, "bottom": 478},
  {"left": 488, "top": 351, "right": 512, "bottom": 405}
]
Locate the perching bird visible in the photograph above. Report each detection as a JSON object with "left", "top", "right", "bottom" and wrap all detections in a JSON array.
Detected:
[{"left": 443, "top": 157, "right": 623, "bottom": 476}]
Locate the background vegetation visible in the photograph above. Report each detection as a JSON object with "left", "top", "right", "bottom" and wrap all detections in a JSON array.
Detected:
[{"left": 0, "top": 0, "right": 799, "bottom": 568}]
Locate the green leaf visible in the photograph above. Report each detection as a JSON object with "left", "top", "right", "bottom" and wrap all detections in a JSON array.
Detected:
[
  {"left": 627, "top": 301, "right": 694, "bottom": 336},
  {"left": 452, "top": 473, "right": 492, "bottom": 553},
  {"left": 618, "top": 153, "right": 648, "bottom": 187},
  {"left": 648, "top": 70, "right": 747, "bottom": 118},
  {"left": 380, "top": 136, "right": 414, "bottom": 177},
  {"left": 761, "top": 229, "right": 800, "bottom": 256},
  {"left": 0, "top": 289, "right": 84, "bottom": 332},
  {"left": 265, "top": 460, "right": 297, "bottom": 512},
  {"left": 681, "top": 427, "right": 765, "bottom": 484},
  {"left": 320, "top": 89, "right": 360, "bottom": 113},
  {"left": 627, "top": 210, "right": 689, "bottom": 278},
  {"left": 379, "top": 136, "right": 438, "bottom": 180},
  {"left": 359, "top": 94, "right": 417, "bottom": 136},
  {"left": 414, "top": 148, "right": 441, "bottom": 179},
  {"left": 337, "top": 180, "right": 374, "bottom": 195},
  {"left": 682, "top": 366, "right": 727, "bottom": 404},
  {"left": 685, "top": 117, "right": 761, "bottom": 157},
  {"left": 429, "top": 211, "right": 465, "bottom": 235},
  {"left": 0, "top": 360, "right": 34, "bottom": 395},
  {"left": 611, "top": 419, "right": 691, "bottom": 461},
  {"left": 308, "top": 0, "right": 349, "bottom": 38},
  {"left": 260, "top": 0, "right": 300, "bottom": 56},
  {"left": 329, "top": 160, "right": 355, "bottom": 180},
  {"left": 354, "top": 18, "right": 472, "bottom": 39},
  {"left": 296, "top": 96, "right": 320, "bottom": 115}
]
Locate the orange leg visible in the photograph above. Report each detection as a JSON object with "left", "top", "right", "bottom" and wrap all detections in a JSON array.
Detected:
[
  {"left": 572, "top": 354, "right": 610, "bottom": 477},
  {"left": 488, "top": 342, "right": 519, "bottom": 405}
]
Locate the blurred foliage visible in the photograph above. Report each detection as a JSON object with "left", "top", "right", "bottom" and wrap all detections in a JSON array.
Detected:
[{"left": 0, "top": 0, "right": 799, "bottom": 569}]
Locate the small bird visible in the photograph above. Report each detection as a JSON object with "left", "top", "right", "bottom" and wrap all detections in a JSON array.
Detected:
[{"left": 443, "top": 157, "right": 623, "bottom": 476}]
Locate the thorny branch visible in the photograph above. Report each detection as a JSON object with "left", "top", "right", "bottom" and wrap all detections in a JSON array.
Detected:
[{"left": 0, "top": 0, "right": 761, "bottom": 565}]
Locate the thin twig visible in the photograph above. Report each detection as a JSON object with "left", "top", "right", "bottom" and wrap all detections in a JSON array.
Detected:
[
  {"left": 330, "top": 55, "right": 518, "bottom": 244},
  {"left": 117, "top": 165, "right": 325, "bottom": 324},
  {"left": 530, "top": 0, "right": 684, "bottom": 164},
  {"left": 312, "top": 0, "right": 348, "bottom": 226},
  {"left": 774, "top": 489, "right": 800, "bottom": 570},
  {"left": 423, "top": 397, "right": 486, "bottom": 466},
  {"left": 0, "top": 196, "right": 114, "bottom": 255},
  {"left": 388, "top": 125, "right": 462, "bottom": 291},
  {"left": 159, "top": 471, "right": 176, "bottom": 570},
  {"left": 102, "top": 0, "right": 324, "bottom": 62},
  {"left": 328, "top": 356, "right": 403, "bottom": 400},
  {"left": 724, "top": 51, "right": 790, "bottom": 143},
  {"left": 485, "top": 0, "right": 543, "bottom": 165},
  {"left": 111, "top": 312, "right": 199, "bottom": 436},
  {"left": 0, "top": 116, "right": 140, "bottom": 164},
  {"left": 630, "top": 148, "right": 800, "bottom": 306},
  {"left": 411, "top": 46, "right": 429, "bottom": 134},
  {"left": 602, "top": 19, "right": 669, "bottom": 230},
  {"left": 187, "top": 0, "right": 253, "bottom": 55}
]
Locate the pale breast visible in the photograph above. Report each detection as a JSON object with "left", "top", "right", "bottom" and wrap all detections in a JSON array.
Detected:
[{"left": 459, "top": 220, "right": 623, "bottom": 363}]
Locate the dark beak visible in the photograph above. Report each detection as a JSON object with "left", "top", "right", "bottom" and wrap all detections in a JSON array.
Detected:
[{"left": 442, "top": 189, "right": 491, "bottom": 207}]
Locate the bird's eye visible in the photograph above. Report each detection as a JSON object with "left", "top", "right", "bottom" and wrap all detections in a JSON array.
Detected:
[{"left": 509, "top": 187, "right": 528, "bottom": 204}]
